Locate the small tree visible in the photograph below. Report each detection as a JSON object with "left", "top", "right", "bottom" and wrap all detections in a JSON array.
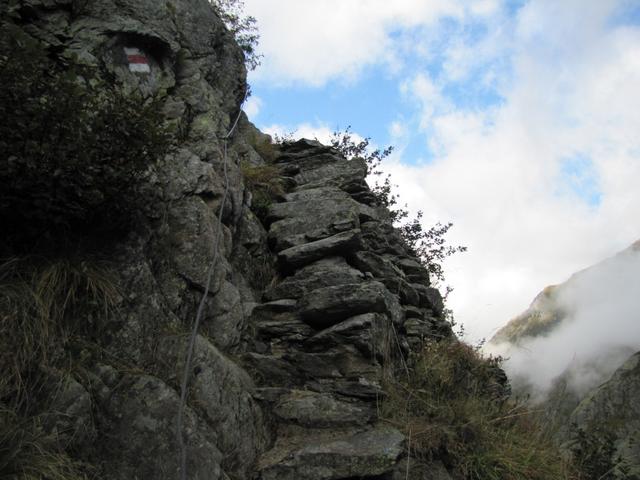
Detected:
[
  {"left": 329, "top": 127, "right": 466, "bottom": 286},
  {"left": 209, "top": 0, "right": 262, "bottom": 70},
  {"left": 0, "top": 24, "right": 172, "bottom": 248}
]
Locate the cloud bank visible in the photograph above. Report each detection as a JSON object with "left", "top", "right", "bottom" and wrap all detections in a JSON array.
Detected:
[{"left": 489, "top": 246, "right": 640, "bottom": 399}]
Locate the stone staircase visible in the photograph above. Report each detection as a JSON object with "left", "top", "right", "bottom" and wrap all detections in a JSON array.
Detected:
[{"left": 243, "top": 139, "right": 452, "bottom": 479}]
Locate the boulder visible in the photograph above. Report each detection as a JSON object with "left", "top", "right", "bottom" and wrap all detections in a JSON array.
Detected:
[
  {"left": 96, "top": 374, "right": 223, "bottom": 480},
  {"left": 267, "top": 197, "right": 361, "bottom": 251},
  {"left": 42, "top": 374, "right": 95, "bottom": 449},
  {"left": 305, "top": 312, "right": 391, "bottom": 360},
  {"left": 294, "top": 157, "right": 367, "bottom": 190},
  {"left": 159, "top": 335, "right": 268, "bottom": 479},
  {"left": 413, "top": 284, "right": 445, "bottom": 316}
]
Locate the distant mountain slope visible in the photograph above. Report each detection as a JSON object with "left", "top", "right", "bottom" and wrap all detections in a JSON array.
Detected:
[{"left": 491, "top": 240, "right": 640, "bottom": 346}]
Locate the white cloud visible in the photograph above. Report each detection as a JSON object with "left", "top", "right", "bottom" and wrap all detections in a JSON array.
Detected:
[
  {"left": 245, "top": 0, "right": 477, "bottom": 86},
  {"left": 381, "top": 0, "right": 640, "bottom": 343},
  {"left": 490, "top": 248, "right": 640, "bottom": 399},
  {"left": 243, "top": 95, "right": 263, "bottom": 120},
  {"left": 260, "top": 121, "right": 367, "bottom": 147}
]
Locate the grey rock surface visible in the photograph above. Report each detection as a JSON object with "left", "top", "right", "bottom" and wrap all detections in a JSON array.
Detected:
[
  {"left": 259, "top": 425, "right": 405, "bottom": 480},
  {"left": 42, "top": 374, "right": 95, "bottom": 449},
  {"left": 566, "top": 351, "right": 640, "bottom": 479},
  {"left": 278, "top": 229, "right": 362, "bottom": 269},
  {"left": 264, "top": 256, "right": 365, "bottom": 301},
  {"left": 299, "top": 281, "right": 403, "bottom": 329},
  {"left": 96, "top": 374, "right": 224, "bottom": 480},
  {"left": 273, "top": 389, "right": 374, "bottom": 427}
]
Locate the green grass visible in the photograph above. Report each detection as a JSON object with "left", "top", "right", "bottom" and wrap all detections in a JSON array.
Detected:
[{"left": 380, "top": 340, "right": 580, "bottom": 480}]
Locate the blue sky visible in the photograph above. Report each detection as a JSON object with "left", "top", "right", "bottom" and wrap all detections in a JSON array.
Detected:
[{"left": 243, "top": 0, "right": 640, "bottom": 341}]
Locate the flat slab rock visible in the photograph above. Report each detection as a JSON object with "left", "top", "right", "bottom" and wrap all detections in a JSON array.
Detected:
[
  {"left": 259, "top": 425, "right": 405, "bottom": 480},
  {"left": 264, "top": 256, "right": 365, "bottom": 301},
  {"left": 273, "top": 389, "right": 374, "bottom": 427},
  {"left": 298, "top": 280, "right": 402, "bottom": 329},
  {"left": 278, "top": 229, "right": 361, "bottom": 269}
]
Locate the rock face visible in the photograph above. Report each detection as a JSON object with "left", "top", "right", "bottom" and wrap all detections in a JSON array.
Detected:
[
  {"left": 566, "top": 351, "right": 640, "bottom": 479},
  {"left": 1, "top": 2, "right": 451, "bottom": 479}
]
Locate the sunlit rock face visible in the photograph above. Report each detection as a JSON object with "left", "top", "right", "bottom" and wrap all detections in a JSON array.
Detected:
[{"left": 1, "top": 2, "right": 453, "bottom": 478}]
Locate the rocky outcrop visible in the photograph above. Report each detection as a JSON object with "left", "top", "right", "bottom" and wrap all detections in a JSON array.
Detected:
[
  {"left": 242, "top": 139, "right": 450, "bottom": 479},
  {"left": 566, "top": 351, "right": 640, "bottom": 479},
  {"left": 1, "top": 2, "right": 451, "bottom": 479}
]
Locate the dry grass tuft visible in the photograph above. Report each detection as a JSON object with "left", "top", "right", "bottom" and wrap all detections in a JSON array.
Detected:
[
  {"left": 251, "top": 136, "right": 280, "bottom": 163},
  {"left": 0, "top": 255, "right": 118, "bottom": 479},
  {"left": 0, "top": 407, "right": 90, "bottom": 480},
  {"left": 241, "top": 162, "right": 285, "bottom": 220},
  {"left": 0, "top": 256, "right": 119, "bottom": 407},
  {"left": 380, "top": 339, "right": 581, "bottom": 480}
]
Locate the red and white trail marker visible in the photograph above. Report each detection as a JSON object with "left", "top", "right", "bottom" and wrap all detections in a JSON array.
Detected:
[{"left": 124, "top": 47, "right": 150, "bottom": 73}]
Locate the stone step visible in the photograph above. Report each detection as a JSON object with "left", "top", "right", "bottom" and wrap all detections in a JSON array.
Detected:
[
  {"left": 244, "top": 346, "right": 382, "bottom": 388},
  {"left": 272, "top": 389, "right": 375, "bottom": 428},
  {"left": 258, "top": 425, "right": 405, "bottom": 480},
  {"left": 298, "top": 280, "right": 403, "bottom": 329},
  {"left": 277, "top": 229, "right": 361, "bottom": 269},
  {"left": 264, "top": 256, "right": 365, "bottom": 301}
]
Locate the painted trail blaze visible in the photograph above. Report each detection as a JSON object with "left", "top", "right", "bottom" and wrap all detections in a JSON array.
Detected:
[{"left": 124, "top": 47, "right": 150, "bottom": 73}]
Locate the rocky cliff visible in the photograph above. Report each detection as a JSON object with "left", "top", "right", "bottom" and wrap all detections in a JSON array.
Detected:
[{"left": 0, "top": 1, "right": 453, "bottom": 478}]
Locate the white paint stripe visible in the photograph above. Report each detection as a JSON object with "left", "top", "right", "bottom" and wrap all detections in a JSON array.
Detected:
[{"left": 128, "top": 63, "right": 150, "bottom": 73}]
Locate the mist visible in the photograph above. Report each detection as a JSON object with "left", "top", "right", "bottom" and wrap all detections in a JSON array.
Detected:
[{"left": 487, "top": 244, "right": 640, "bottom": 401}]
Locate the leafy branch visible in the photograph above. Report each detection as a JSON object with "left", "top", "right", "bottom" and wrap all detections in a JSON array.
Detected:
[{"left": 329, "top": 126, "right": 466, "bottom": 286}]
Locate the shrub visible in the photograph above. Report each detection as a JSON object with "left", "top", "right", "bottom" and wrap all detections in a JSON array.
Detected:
[
  {"left": 328, "top": 127, "right": 466, "bottom": 286},
  {"left": 0, "top": 23, "right": 172, "bottom": 249},
  {"left": 380, "top": 340, "right": 579, "bottom": 480},
  {"left": 209, "top": 0, "right": 262, "bottom": 70}
]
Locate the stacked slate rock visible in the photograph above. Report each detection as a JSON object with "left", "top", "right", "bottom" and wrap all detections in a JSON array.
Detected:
[{"left": 243, "top": 139, "right": 453, "bottom": 480}]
